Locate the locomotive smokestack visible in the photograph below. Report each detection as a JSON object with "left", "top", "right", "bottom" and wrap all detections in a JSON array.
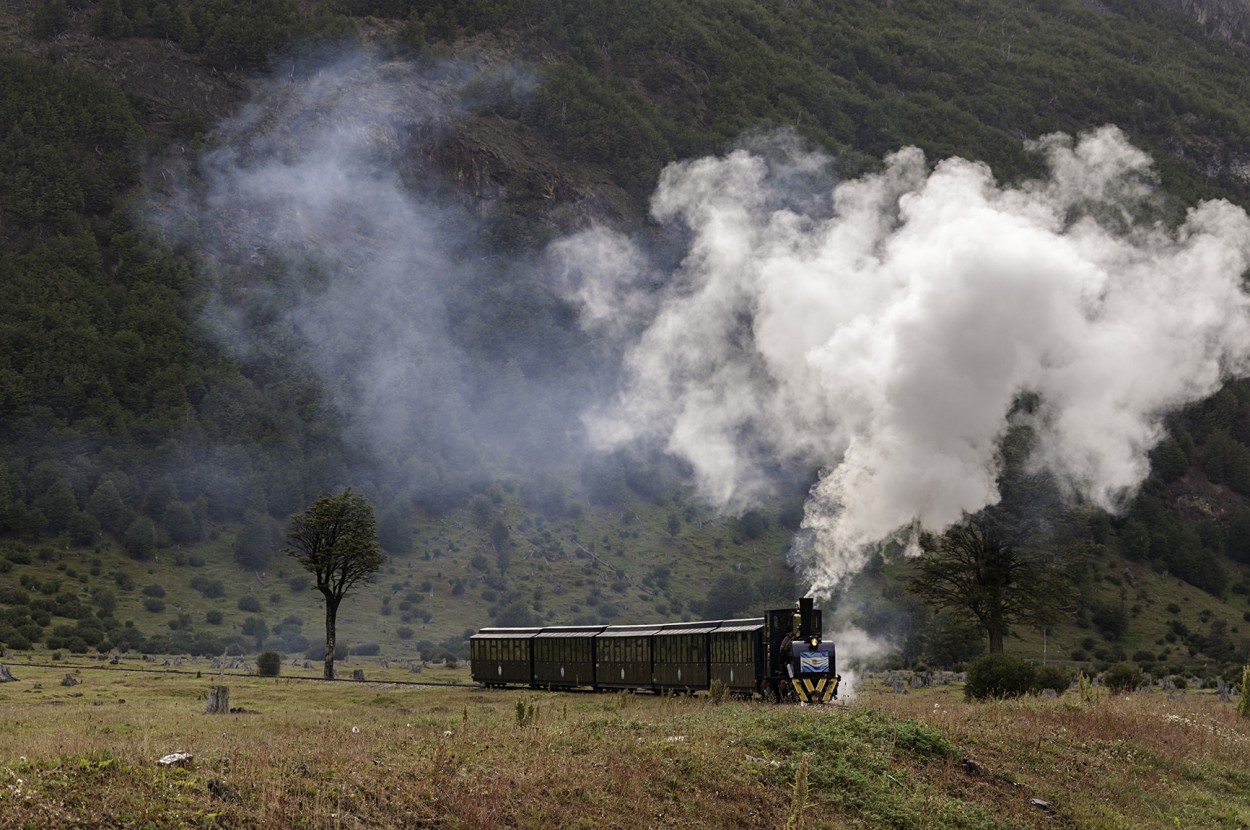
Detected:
[{"left": 799, "top": 597, "right": 815, "bottom": 639}]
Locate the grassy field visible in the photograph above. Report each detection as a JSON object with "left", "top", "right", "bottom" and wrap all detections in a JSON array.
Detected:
[{"left": 0, "top": 661, "right": 1247, "bottom": 829}]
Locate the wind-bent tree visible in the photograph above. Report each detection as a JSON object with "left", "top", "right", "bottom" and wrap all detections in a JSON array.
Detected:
[
  {"left": 285, "top": 488, "right": 385, "bottom": 679},
  {"left": 908, "top": 516, "right": 1066, "bottom": 654}
]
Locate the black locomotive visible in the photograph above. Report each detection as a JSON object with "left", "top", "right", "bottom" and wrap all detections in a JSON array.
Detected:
[{"left": 470, "top": 597, "right": 839, "bottom": 703}]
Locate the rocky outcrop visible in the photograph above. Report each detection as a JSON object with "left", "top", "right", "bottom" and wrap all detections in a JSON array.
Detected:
[{"left": 1165, "top": 0, "right": 1250, "bottom": 45}]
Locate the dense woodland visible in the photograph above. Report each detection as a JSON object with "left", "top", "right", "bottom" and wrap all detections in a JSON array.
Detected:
[{"left": 1, "top": 0, "right": 1250, "bottom": 670}]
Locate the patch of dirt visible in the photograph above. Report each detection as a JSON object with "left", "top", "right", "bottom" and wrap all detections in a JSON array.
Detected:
[
  {"left": 1162, "top": 467, "right": 1244, "bottom": 521},
  {"left": 0, "top": 4, "right": 243, "bottom": 127},
  {"left": 0, "top": 7, "right": 640, "bottom": 227}
]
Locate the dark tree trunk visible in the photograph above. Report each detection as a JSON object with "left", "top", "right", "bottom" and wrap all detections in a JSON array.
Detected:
[
  {"left": 987, "top": 606, "right": 1005, "bottom": 654},
  {"left": 324, "top": 595, "right": 341, "bottom": 680}
]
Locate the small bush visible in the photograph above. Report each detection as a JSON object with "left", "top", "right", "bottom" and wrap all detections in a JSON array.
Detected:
[
  {"left": 1031, "top": 664, "right": 1071, "bottom": 696},
  {"left": 353, "top": 642, "right": 380, "bottom": 656},
  {"left": 964, "top": 654, "right": 1036, "bottom": 701},
  {"left": 143, "top": 597, "right": 165, "bottom": 613},
  {"left": 1104, "top": 663, "right": 1144, "bottom": 694},
  {"left": 397, "top": 626, "right": 415, "bottom": 640},
  {"left": 142, "top": 584, "right": 165, "bottom": 598},
  {"left": 256, "top": 651, "right": 282, "bottom": 677},
  {"left": 190, "top": 576, "right": 224, "bottom": 598},
  {"left": 304, "top": 641, "right": 346, "bottom": 661},
  {"left": 205, "top": 610, "right": 223, "bottom": 625},
  {"left": 237, "top": 595, "right": 261, "bottom": 613}
]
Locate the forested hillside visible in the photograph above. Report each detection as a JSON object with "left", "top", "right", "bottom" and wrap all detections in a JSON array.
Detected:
[{"left": 1, "top": 0, "right": 1249, "bottom": 673}]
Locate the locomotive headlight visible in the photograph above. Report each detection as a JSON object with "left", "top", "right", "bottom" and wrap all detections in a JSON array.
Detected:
[{"left": 808, "top": 637, "right": 818, "bottom": 648}]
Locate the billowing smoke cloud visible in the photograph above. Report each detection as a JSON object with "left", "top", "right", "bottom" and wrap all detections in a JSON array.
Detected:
[
  {"left": 562, "top": 127, "right": 1250, "bottom": 596},
  {"left": 147, "top": 53, "right": 585, "bottom": 504}
]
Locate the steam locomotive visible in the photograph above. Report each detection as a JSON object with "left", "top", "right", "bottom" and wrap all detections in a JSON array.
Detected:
[{"left": 470, "top": 597, "right": 839, "bottom": 703}]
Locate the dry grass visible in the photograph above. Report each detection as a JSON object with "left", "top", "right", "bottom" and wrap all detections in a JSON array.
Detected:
[
  {"left": 865, "top": 679, "right": 1250, "bottom": 829},
  {"left": 0, "top": 665, "right": 1247, "bottom": 829}
]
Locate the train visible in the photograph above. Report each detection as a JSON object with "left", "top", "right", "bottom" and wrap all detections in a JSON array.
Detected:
[{"left": 469, "top": 597, "right": 839, "bottom": 703}]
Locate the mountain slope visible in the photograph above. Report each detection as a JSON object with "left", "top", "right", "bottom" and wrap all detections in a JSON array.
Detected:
[{"left": 0, "top": 0, "right": 1248, "bottom": 672}]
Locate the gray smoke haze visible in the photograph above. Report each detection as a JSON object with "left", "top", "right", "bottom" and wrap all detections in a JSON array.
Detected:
[
  {"left": 562, "top": 127, "right": 1250, "bottom": 597},
  {"left": 147, "top": 53, "right": 584, "bottom": 503}
]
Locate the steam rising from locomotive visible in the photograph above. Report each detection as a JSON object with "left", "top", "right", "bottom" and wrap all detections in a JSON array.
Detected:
[
  {"left": 150, "top": 49, "right": 1250, "bottom": 603},
  {"left": 560, "top": 127, "right": 1250, "bottom": 596}
]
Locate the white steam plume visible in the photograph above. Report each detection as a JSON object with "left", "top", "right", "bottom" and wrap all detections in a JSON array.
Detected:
[{"left": 564, "top": 127, "right": 1250, "bottom": 596}]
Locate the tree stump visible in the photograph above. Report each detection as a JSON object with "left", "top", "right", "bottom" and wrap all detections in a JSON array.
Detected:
[
  {"left": 0, "top": 664, "right": 16, "bottom": 683},
  {"left": 352, "top": 669, "right": 366, "bottom": 681},
  {"left": 205, "top": 685, "right": 231, "bottom": 714},
  {"left": 60, "top": 673, "right": 79, "bottom": 687}
]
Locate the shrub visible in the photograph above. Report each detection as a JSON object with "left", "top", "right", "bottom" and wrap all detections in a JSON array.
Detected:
[
  {"left": 256, "top": 651, "right": 282, "bottom": 677},
  {"left": 304, "top": 641, "right": 346, "bottom": 661},
  {"left": 205, "top": 610, "right": 223, "bottom": 625},
  {"left": 237, "top": 595, "right": 261, "bottom": 613},
  {"left": 1103, "top": 663, "right": 1144, "bottom": 694},
  {"left": 143, "top": 597, "right": 165, "bottom": 613},
  {"left": 353, "top": 642, "right": 380, "bottom": 656},
  {"left": 964, "top": 654, "right": 1036, "bottom": 701},
  {"left": 190, "top": 576, "right": 224, "bottom": 598},
  {"left": 397, "top": 626, "right": 415, "bottom": 640},
  {"left": 1031, "top": 664, "right": 1071, "bottom": 696},
  {"left": 0, "top": 628, "right": 32, "bottom": 651},
  {"left": 142, "top": 584, "right": 166, "bottom": 598}
]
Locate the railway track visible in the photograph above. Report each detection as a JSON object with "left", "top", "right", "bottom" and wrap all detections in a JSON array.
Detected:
[{"left": 6, "top": 660, "right": 473, "bottom": 689}]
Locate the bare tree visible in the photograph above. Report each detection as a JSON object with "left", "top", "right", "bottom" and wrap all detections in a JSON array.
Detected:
[{"left": 285, "top": 488, "right": 385, "bottom": 679}]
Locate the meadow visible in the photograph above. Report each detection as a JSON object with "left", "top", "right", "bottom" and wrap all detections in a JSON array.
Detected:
[{"left": 0, "top": 658, "right": 1247, "bottom": 829}]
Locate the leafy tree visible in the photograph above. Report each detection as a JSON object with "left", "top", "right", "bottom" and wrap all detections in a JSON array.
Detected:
[
  {"left": 493, "top": 600, "right": 538, "bottom": 627},
  {"left": 122, "top": 516, "right": 157, "bottom": 559},
  {"left": 285, "top": 488, "right": 384, "bottom": 679},
  {"left": 701, "top": 572, "right": 756, "bottom": 620},
  {"left": 909, "top": 517, "right": 1067, "bottom": 654},
  {"left": 241, "top": 616, "right": 268, "bottom": 649},
  {"left": 234, "top": 509, "right": 276, "bottom": 571},
  {"left": 37, "top": 480, "right": 78, "bottom": 533},
  {"left": 87, "top": 479, "right": 128, "bottom": 535},
  {"left": 162, "top": 501, "right": 199, "bottom": 545},
  {"left": 66, "top": 511, "right": 99, "bottom": 547}
]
